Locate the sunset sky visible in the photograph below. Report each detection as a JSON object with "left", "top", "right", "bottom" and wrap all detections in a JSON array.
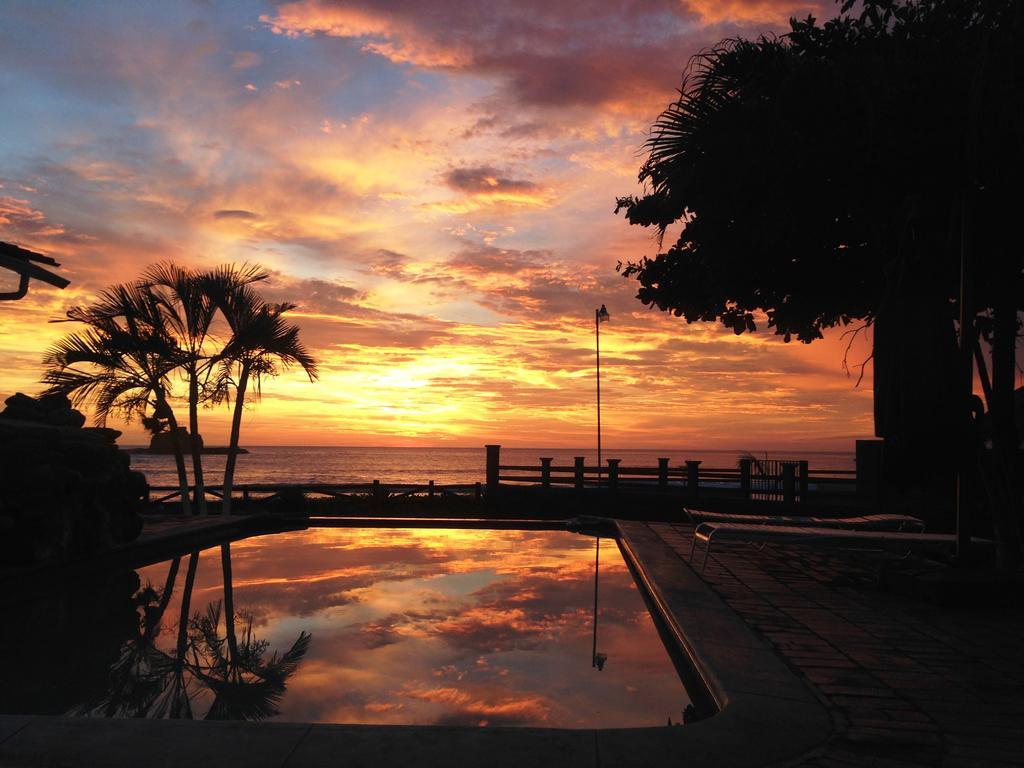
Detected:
[{"left": 0, "top": 0, "right": 874, "bottom": 450}]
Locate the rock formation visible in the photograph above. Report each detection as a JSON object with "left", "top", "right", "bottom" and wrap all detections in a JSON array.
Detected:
[
  {"left": 0, "top": 393, "right": 146, "bottom": 567},
  {"left": 148, "top": 426, "right": 203, "bottom": 454}
]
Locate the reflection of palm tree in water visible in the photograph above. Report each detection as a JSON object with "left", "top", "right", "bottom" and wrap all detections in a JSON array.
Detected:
[
  {"left": 69, "top": 556, "right": 184, "bottom": 717},
  {"left": 189, "top": 543, "right": 312, "bottom": 720},
  {"left": 73, "top": 545, "right": 310, "bottom": 720},
  {"left": 149, "top": 550, "right": 201, "bottom": 718}
]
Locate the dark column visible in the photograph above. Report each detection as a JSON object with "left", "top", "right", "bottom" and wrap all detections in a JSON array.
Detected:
[
  {"left": 607, "top": 459, "right": 621, "bottom": 492},
  {"left": 540, "top": 457, "right": 553, "bottom": 488},
  {"left": 574, "top": 457, "right": 585, "bottom": 490},
  {"left": 798, "top": 460, "right": 809, "bottom": 502},
  {"left": 855, "top": 440, "right": 883, "bottom": 510},
  {"left": 686, "top": 460, "right": 702, "bottom": 497},
  {"left": 485, "top": 444, "right": 501, "bottom": 497},
  {"left": 658, "top": 458, "right": 670, "bottom": 490},
  {"left": 739, "top": 459, "right": 752, "bottom": 498},
  {"left": 782, "top": 463, "right": 796, "bottom": 504}
]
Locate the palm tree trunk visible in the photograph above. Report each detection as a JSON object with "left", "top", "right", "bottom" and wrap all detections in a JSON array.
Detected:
[
  {"left": 221, "top": 365, "right": 249, "bottom": 516},
  {"left": 151, "top": 556, "right": 181, "bottom": 637},
  {"left": 176, "top": 551, "right": 199, "bottom": 660},
  {"left": 161, "top": 397, "right": 192, "bottom": 516},
  {"left": 188, "top": 369, "right": 208, "bottom": 515},
  {"left": 221, "top": 543, "right": 239, "bottom": 666},
  {"left": 171, "top": 550, "right": 200, "bottom": 719}
]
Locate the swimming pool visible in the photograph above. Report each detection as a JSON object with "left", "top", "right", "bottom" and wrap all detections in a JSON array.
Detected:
[{"left": 1, "top": 526, "right": 691, "bottom": 729}]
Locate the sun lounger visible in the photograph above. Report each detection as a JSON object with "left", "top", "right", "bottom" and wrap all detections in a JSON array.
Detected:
[
  {"left": 683, "top": 508, "right": 925, "bottom": 532},
  {"left": 688, "top": 522, "right": 992, "bottom": 572}
]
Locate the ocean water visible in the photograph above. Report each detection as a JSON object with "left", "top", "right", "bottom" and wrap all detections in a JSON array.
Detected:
[{"left": 126, "top": 446, "right": 855, "bottom": 488}]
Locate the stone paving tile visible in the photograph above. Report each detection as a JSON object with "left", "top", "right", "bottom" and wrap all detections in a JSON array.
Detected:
[{"left": 651, "top": 523, "right": 1024, "bottom": 767}]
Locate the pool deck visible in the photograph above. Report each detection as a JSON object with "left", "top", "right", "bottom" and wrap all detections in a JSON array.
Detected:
[
  {"left": 652, "top": 521, "right": 1024, "bottom": 767},
  {"left": 1, "top": 517, "right": 1021, "bottom": 766}
]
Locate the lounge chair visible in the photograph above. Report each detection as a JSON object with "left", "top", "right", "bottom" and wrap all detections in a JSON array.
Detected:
[
  {"left": 683, "top": 508, "right": 925, "bottom": 532},
  {"left": 688, "top": 522, "right": 993, "bottom": 573}
]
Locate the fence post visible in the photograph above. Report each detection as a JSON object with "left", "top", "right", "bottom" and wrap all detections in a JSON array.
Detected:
[
  {"left": 798, "top": 460, "right": 809, "bottom": 502},
  {"left": 574, "top": 457, "right": 585, "bottom": 490},
  {"left": 782, "top": 463, "right": 796, "bottom": 504},
  {"left": 372, "top": 479, "right": 383, "bottom": 500},
  {"left": 428, "top": 479, "right": 435, "bottom": 499},
  {"left": 242, "top": 486, "right": 250, "bottom": 507},
  {"left": 475, "top": 481, "right": 482, "bottom": 501},
  {"left": 658, "top": 458, "right": 670, "bottom": 490},
  {"left": 686, "top": 460, "right": 702, "bottom": 497},
  {"left": 607, "top": 459, "right": 620, "bottom": 492},
  {"left": 540, "top": 457, "right": 553, "bottom": 488},
  {"left": 739, "top": 459, "right": 751, "bottom": 498},
  {"left": 485, "top": 444, "right": 501, "bottom": 497}
]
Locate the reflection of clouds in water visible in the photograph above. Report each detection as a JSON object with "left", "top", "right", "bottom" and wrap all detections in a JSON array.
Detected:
[
  {"left": 137, "top": 528, "right": 688, "bottom": 727},
  {"left": 403, "top": 685, "right": 552, "bottom": 727}
]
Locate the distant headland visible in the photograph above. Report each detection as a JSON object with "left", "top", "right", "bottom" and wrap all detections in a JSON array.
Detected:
[{"left": 141, "top": 427, "right": 248, "bottom": 456}]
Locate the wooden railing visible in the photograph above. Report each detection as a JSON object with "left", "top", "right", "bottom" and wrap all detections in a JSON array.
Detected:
[
  {"left": 486, "top": 445, "right": 855, "bottom": 504},
  {"left": 146, "top": 446, "right": 858, "bottom": 510},
  {"left": 148, "top": 481, "right": 483, "bottom": 507}
]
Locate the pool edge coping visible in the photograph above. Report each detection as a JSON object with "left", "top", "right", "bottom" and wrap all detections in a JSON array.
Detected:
[{"left": 611, "top": 520, "right": 834, "bottom": 767}]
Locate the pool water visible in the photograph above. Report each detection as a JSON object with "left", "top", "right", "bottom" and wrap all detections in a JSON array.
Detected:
[{"left": 1, "top": 527, "right": 690, "bottom": 728}]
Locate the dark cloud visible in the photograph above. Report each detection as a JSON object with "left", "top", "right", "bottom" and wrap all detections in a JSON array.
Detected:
[
  {"left": 261, "top": 274, "right": 365, "bottom": 314},
  {"left": 265, "top": 0, "right": 838, "bottom": 116},
  {"left": 213, "top": 208, "right": 260, "bottom": 220},
  {"left": 442, "top": 166, "right": 537, "bottom": 196}
]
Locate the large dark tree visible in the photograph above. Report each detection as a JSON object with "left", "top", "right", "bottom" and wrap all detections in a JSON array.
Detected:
[{"left": 617, "top": 0, "right": 1022, "bottom": 566}]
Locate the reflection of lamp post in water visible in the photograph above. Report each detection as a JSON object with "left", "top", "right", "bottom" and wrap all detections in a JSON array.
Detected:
[
  {"left": 592, "top": 536, "right": 607, "bottom": 671},
  {"left": 595, "top": 305, "right": 609, "bottom": 485}
]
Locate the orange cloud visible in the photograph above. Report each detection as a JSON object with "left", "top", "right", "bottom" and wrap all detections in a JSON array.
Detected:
[
  {"left": 402, "top": 686, "right": 551, "bottom": 725},
  {"left": 684, "top": 0, "right": 829, "bottom": 25}
]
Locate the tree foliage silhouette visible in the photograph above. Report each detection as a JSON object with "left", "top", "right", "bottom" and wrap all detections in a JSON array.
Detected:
[
  {"left": 43, "top": 282, "right": 193, "bottom": 514},
  {"left": 617, "top": 0, "right": 1022, "bottom": 562}
]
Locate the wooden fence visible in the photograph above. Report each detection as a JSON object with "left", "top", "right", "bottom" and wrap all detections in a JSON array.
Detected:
[
  {"left": 485, "top": 445, "right": 856, "bottom": 504},
  {"left": 148, "top": 481, "right": 483, "bottom": 507},
  {"left": 145, "top": 445, "right": 858, "bottom": 510}
]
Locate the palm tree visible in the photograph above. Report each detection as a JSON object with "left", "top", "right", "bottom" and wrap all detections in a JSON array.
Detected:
[
  {"left": 142, "top": 264, "right": 217, "bottom": 515},
  {"left": 43, "top": 282, "right": 192, "bottom": 515},
  {"left": 143, "top": 263, "right": 272, "bottom": 514},
  {"left": 205, "top": 270, "right": 318, "bottom": 515}
]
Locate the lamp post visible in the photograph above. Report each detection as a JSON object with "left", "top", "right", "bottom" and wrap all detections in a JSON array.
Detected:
[{"left": 595, "top": 304, "right": 609, "bottom": 484}]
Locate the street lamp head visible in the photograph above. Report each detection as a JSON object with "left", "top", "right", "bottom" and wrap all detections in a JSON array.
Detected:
[{"left": 597, "top": 304, "right": 610, "bottom": 322}]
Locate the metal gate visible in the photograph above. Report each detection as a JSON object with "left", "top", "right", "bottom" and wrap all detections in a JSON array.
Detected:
[{"left": 748, "top": 459, "right": 799, "bottom": 501}]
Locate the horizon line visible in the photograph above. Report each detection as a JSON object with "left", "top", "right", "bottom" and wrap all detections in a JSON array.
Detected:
[{"left": 120, "top": 443, "right": 858, "bottom": 453}]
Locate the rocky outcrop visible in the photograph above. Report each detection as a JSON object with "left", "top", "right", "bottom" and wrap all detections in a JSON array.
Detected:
[
  {"left": 146, "top": 428, "right": 246, "bottom": 455},
  {"left": 148, "top": 427, "right": 203, "bottom": 454},
  {"left": 0, "top": 393, "right": 146, "bottom": 567}
]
